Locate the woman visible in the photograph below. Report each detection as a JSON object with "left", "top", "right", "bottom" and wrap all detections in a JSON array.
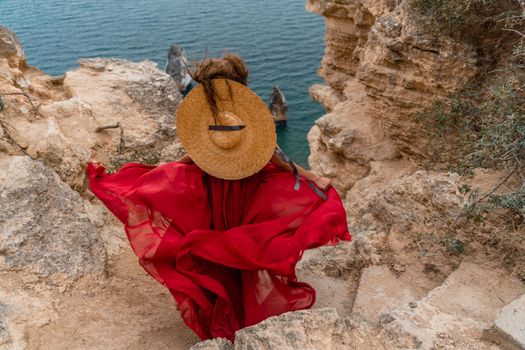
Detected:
[{"left": 86, "top": 53, "right": 350, "bottom": 342}]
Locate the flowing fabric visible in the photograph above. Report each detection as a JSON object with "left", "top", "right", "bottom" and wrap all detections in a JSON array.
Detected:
[{"left": 86, "top": 159, "right": 350, "bottom": 341}]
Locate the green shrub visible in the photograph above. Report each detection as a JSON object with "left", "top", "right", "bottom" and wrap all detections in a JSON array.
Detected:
[
  {"left": 421, "top": 79, "right": 525, "bottom": 225},
  {"left": 422, "top": 82, "right": 524, "bottom": 171}
]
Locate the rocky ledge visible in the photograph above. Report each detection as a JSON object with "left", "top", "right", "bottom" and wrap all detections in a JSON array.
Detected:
[{"left": 1, "top": 0, "right": 525, "bottom": 345}]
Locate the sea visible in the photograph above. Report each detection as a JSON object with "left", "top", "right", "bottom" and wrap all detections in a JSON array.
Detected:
[{"left": 0, "top": 0, "right": 326, "bottom": 166}]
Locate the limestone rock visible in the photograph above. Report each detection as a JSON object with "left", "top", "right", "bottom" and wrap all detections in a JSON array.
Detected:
[
  {"left": 297, "top": 239, "right": 377, "bottom": 280},
  {"left": 63, "top": 58, "right": 182, "bottom": 156},
  {"left": 0, "top": 26, "right": 25, "bottom": 68},
  {"left": 306, "top": 0, "right": 478, "bottom": 191},
  {"left": 0, "top": 284, "right": 58, "bottom": 350},
  {"left": 296, "top": 242, "right": 359, "bottom": 317},
  {"left": 344, "top": 158, "right": 414, "bottom": 218},
  {"left": 308, "top": 80, "right": 400, "bottom": 192},
  {"left": 190, "top": 338, "right": 233, "bottom": 350},
  {"left": 485, "top": 294, "right": 525, "bottom": 350},
  {"left": 359, "top": 170, "right": 464, "bottom": 233},
  {"left": 234, "top": 308, "right": 351, "bottom": 350},
  {"left": 1, "top": 56, "right": 184, "bottom": 190},
  {"left": 379, "top": 262, "right": 525, "bottom": 349},
  {"left": 308, "top": 123, "right": 369, "bottom": 193},
  {"left": 352, "top": 265, "right": 417, "bottom": 323},
  {"left": 0, "top": 156, "right": 106, "bottom": 277},
  {"left": 308, "top": 84, "right": 343, "bottom": 112}
]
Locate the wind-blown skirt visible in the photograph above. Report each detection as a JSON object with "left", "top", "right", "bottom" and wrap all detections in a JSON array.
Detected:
[{"left": 86, "top": 160, "right": 350, "bottom": 341}]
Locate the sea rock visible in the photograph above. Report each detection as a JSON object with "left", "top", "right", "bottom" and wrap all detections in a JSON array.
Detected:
[
  {"left": 166, "top": 44, "right": 193, "bottom": 91},
  {"left": 0, "top": 156, "right": 106, "bottom": 277},
  {"left": 268, "top": 85, "right": 288, "bottom": 125}
]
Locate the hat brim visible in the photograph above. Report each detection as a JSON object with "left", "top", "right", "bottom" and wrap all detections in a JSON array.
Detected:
[{"left": 175, "top": 79, "right": 277, "bottom": 180}]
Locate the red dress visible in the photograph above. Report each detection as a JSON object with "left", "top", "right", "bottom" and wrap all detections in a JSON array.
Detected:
[{"left": 86, "top": 159, "right": 350, "bottom": 341}]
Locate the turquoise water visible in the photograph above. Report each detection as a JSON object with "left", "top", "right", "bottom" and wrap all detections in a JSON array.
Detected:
[{"left": 0, "top": 0, "right": 325, "bottom": 166}]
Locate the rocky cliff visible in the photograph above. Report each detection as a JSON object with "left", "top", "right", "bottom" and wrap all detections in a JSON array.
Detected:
[
  {"left": 190, "top": 1, "right": 525, "bottom": 349},
  {"left": 0, "top": 26, "right": 199, "bottom": 349},
  {"left": 305, "top": 0, "right": 480, "bottom": 194},
  {"left": 1, "top": 0, "right": 525, "bottom": 346}
]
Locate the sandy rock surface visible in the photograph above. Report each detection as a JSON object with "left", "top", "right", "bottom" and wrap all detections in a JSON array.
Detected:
[{"left": 2, "top": 0, "right": 525, "bottom": 345}]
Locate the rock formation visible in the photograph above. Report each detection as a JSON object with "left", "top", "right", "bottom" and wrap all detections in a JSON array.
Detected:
[
  {"left": 1, "top": 53, "right": 184, "bottom": 190},
  {"left": 0, "top": 26, "right": 197, "bottom": 350},
  {"left": 2, "top": 0, "right": 525, "bottom": 344},
  {"left": 305, "top": 0, "right": 477, "bottom": 191},
  {"left": 166, "top": 44, "right": 193, "bottom": 92},
  {"left": 268, "top": 85, "right": 288, "bottom": 125},
  {"left": 192, "top": 0, "right": 523, "bottom": 348}
]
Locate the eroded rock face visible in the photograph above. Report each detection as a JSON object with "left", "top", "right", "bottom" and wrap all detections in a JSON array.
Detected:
[
  {"left": 0, "top": 26, "right": 25, "bottom": 68},
  {"left": 0, "top": 45, "right": 184, "bottom": 190},
  {"left": 235, "top": 308, "right": 350, "bottom": 350},
  {"left": 0, "top": 156, "right": 106, "bottom": 277},
  {"left": 306, "top": 0, "right": 478, "bottom": 191}
]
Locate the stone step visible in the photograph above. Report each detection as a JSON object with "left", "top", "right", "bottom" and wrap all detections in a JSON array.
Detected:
[
  {"left": 351, "top": 265, "right": 419, "bottom": 324},
  {"left": 483, "top": 293, "right": 525, "bottom": 350},
  {"left": 378, "top": 262, "right": 525, "bottom": 349},
  {"left": 190, "top": 308, "right": 351, "bottom": 350}
]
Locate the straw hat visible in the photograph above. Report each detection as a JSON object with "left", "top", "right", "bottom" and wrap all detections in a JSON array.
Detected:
[{"left": 175, "top": 78, "right": 277, "bottom": 180}]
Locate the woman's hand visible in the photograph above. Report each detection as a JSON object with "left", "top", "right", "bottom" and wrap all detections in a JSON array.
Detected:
[{"left": 312, "top": 175, "right": 331, "bottom": 190}]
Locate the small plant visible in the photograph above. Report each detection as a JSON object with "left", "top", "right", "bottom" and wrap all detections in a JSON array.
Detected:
[
  {"left": 442, "top": 236, "right": 465, "bottom": 255},
  {"left": 107, "top": 148, "right": 161, "bottom": 173},
  {"left": 0, "top": 95, "right": 4, "bottom": 111}
]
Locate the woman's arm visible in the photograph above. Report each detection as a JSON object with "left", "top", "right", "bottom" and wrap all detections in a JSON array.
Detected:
[
  {"left": 175, "top": 153, "right": 193, "bottom": 164},
  {"left": 270, "top": 152, "right": 331, "bottom": 190}
]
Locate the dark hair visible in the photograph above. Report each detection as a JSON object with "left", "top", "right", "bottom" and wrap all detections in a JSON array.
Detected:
[{"left": 187, "top": 53, "right": 249, "bottom": 122}]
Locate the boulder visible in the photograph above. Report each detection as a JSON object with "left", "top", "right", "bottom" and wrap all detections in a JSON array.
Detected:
[
  {"left": 234, "top": 308, "right": 350, "bottom": 350},
  {"left": 0, "top": 156, "right": 106, "bottom": 277}
]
